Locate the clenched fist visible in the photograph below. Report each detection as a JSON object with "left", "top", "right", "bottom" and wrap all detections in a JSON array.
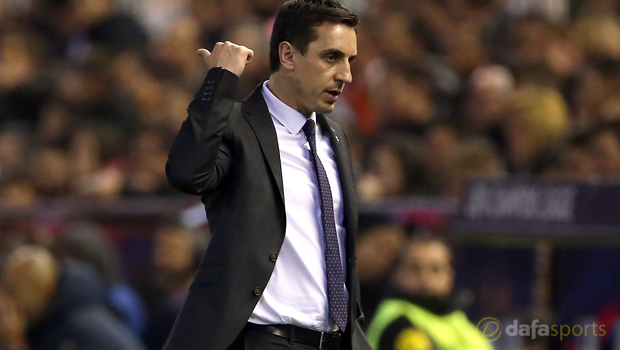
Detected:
[{"left": 197, "top": 41, "right": 254, "bottom": 78}]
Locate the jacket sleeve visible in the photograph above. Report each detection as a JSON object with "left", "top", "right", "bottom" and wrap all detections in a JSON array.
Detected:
[{"left": 166, "top": 67, "right": 239, "bottom": 195}]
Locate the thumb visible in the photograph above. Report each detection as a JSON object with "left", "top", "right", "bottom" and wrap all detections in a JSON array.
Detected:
[
  {"left": 197, "top": 48, "right": 211, "bottom": 60},
  {"left": 245, "top": 49, "right": 255, "bottom": 64}
]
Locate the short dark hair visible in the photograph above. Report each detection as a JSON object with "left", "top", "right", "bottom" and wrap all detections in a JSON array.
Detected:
[{"left": 269, "top": 0, "right": 359, "bottom": 73}]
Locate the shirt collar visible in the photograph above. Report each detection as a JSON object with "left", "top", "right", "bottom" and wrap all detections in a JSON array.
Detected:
[{"left": 262, "top": 81, "right": 316, "bottom": 135}]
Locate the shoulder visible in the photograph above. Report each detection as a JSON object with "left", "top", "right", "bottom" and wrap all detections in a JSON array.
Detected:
[
  {"left": 63, "top": 305, "right": 145, "bottom": 350},
  {"left": 318, "top": 114, "right": 352, "bottom": 149},
  {"left": 320, "top": 114, "right": 344, "bottom": 134},
  {"left": 378, "top": 316, "right": 436, "bottom": 350}
]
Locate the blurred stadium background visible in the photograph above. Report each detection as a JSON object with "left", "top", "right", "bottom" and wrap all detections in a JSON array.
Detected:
[{"left": 2, "top": 0, "right": 620, "bottom": 349}]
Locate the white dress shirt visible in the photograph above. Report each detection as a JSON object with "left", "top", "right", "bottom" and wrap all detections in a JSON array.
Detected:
[{"left": 247, "top": 82, "right": 348, "bottom": 332}]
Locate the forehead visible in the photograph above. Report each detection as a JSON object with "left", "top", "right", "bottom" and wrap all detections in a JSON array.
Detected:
[
  {"left": 309, "top": 22, "right": 357, "bottom": 54},
  {"left": 406, "top": 241, "right": 451, "bottom": 264}
]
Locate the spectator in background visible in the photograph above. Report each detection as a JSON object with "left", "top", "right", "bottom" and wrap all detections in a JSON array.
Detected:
[
  {"left": 220, "top": 19, "right": 271, "bottom": 98},
  {"left": 543, "top": 132, "right": 597, "bottom": 181},
  {"left": 0, "top": 246, "right": 145, "bottom": 350},
  {"left": 502, "top": 17, "right": 557, "bottom": 74},
  {"left": 443, "top": 22, "right": 486, "bottom": 79},
  {"left": 0, "top": 285, "right": 26, "bottom": 350},
  {"left": 122, "top": 127, "right": 176, "bottom": 196},
  {"left": 441, "top": 137, "right": 507, "bottom": 199},
  {"left": 505, "top": 85, "right": 570, "bottom": 174},
  {"left": 139, "top": 223, "right": 207, "bottom": 350},
  {"left": 366, "top": 234, "right": 491, "bottom": 350},
  {"left": 588, "top": 123, "right": 620, "bottom": 179},
  {"left": 375, "top": 61, "right": 436, "bottom": 135},
  {"left": 69, "top": 124, "right": 126, "bottom": 198},
  {"left": 54, "top": 53, "right": 137, "bottom": 133},
  {"left": 120, "top": 0, "right": 191, "bottom": 39},
  {"left": 571, "top": 12, "right": 620, "bottom": 63},
  {"left": 0, "top": 125, "right": 36, "bottom": 207},
  {"left": 423, "top": 122, "right": 459, "bottom": 193},
  {"left": 461, "top": 65, "right": 515, "bottom": 152},
  {"left": 358, "top": 134, "right": 431, "bottom": 200},
  {"left": 0, "top": 26, "right": 47, "bottom": 127},
  {"left": 571, "top": 60, "right": 620, "bottom": 132},
  {"left": 151, "top": 16, "right": 206, "bottom": 86},
  {"left": 53, "top": 222, "right": 147, "bottom": 337},
  {"left": 31, "top": 0, "right": 147, "bottom": 60},
  {"left": 28, "top": 146, "right": 72, "bottom": 196}
]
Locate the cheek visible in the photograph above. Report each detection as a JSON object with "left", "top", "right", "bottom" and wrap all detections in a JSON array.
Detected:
[
  {"left": 303, "top": 62, "right": 331, "bottom": 88},
  {"left": 395, "top": 269, "right": 420, "bottom": 288},
  {"left": 308, "top": 74, "right": 327, "bottom": 94},
  {"left": 292, "top": 67, "right": 320, "bottom": 96}
]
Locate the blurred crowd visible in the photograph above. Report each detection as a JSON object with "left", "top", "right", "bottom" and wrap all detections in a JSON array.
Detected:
[
  {"left": 2, "top": 0, "right": 620, "bottom": 204},
  {"left": 0, "top": 221, "right": 208, "bottom": 350},
  {"left": 3, "top": 0, "right": 620, "bottom": 349}
]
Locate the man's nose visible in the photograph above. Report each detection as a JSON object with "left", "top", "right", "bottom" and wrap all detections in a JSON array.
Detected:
[{"left": 335, "top": 62, "right": 352, "bottom": 84}]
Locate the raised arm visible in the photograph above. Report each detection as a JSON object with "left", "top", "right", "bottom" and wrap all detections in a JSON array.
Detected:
[{"left": 166, "top": 42, "right": 254, "bottom": 195}]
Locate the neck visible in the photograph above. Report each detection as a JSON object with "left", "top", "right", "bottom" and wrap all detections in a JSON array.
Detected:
[
  {"left": 267, "top": 72, "right": 311, "bottom": 118},
  {"left": 389, "top": 285, "right": 454, "bottom": 315}
]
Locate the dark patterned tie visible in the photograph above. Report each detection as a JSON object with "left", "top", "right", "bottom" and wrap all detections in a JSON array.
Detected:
[{"left": 302, "top": 118, "right": 348, "bottom": 332}]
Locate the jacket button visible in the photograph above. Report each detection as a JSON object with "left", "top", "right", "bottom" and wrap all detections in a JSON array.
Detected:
[
  {"left": 253, "top": 287, "right": 262, "bottom": 296},
  {"left": 269, "top": 253, "right": 278, "bottom": 262}
]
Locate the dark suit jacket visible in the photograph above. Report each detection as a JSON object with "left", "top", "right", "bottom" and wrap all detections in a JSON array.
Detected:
[{"left": 164, "top": 67, "right": 372, "bottom": 350}]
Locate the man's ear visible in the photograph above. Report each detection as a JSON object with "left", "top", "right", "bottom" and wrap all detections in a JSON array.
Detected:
[{"left": 279, "top": 41, "right": 295, "bottom": 71}]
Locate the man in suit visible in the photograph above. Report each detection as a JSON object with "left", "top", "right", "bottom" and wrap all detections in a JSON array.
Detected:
[{"left": 164, "top": 0, "right": 372, "bottom": 349}]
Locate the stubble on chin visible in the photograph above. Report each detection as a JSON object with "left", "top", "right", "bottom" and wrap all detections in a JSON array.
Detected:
[{"left": 316, "top": 99, "right": 336, "bottom": 115}]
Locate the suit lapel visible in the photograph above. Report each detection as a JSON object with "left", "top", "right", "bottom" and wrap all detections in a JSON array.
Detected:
[{"left": 242, "top": 85, "right": 285, "bottom": 203}]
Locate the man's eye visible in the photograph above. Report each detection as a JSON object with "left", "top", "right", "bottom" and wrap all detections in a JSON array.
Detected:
[{"left": 326, "top": 55, "right": 337, "bottom": 62}]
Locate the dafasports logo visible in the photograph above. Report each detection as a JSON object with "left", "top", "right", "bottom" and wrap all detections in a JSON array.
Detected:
[
  {"left": 477, "top": 318, "right": 607, "bottom": 342},
  {"left": 477, "top": 317, "right": 502, "bottom": 342}
]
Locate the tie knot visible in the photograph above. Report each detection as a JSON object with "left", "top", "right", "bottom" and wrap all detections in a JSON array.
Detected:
[{"left": 302, "top": 118, "right": 316, "bottom": 140}]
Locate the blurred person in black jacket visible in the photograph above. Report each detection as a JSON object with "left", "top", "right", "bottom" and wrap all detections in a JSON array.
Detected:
[
  {"left": 53, "top": 222, "right": 147, "bottom": 337},
  {"left": 0, "top": 246, "right": 145, "bottom": 350}
]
